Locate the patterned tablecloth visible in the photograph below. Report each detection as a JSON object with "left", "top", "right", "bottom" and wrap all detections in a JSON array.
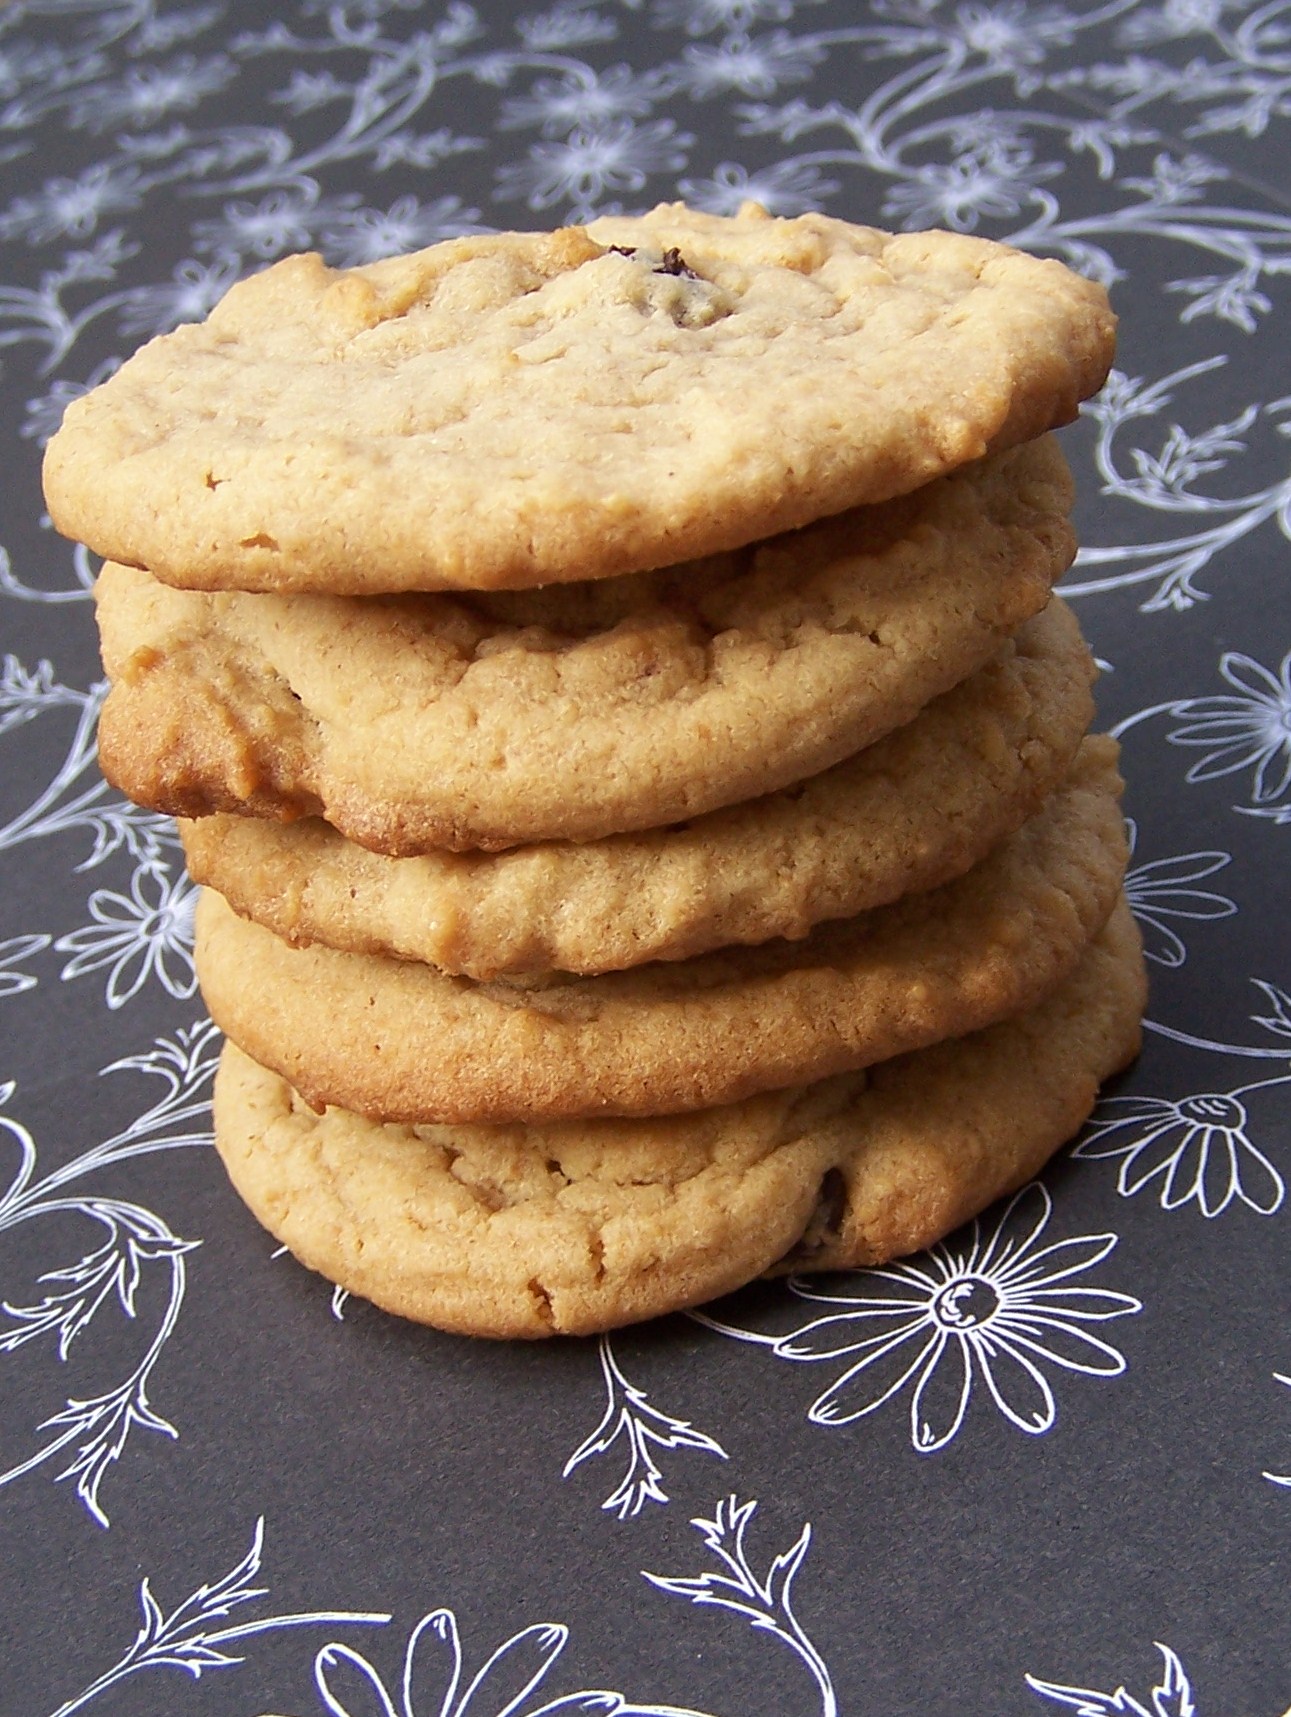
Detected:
[{"left": 2, "top": 2, "right": 1289, "bottom": 1713}]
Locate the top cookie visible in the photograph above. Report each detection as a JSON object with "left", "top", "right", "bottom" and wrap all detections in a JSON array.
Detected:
[{"left": 43, "top": 202, "right": 1114, "bottom": 595}]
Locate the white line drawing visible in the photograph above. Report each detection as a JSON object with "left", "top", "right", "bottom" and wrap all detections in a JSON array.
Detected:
[
  {"left": 564, "top": 1334, "right": 728, "bottom": 1520},
  {"left": 1122, "top": 820, "right": 1235, "bottom": 969},
  {"left": 0, "top": 656, "right": 177, "bottom": 869},
  {"left": 1061, "top": 1, "right": 1291, "bottom": 143},
  {"left": 270, "top": 1243, "right": 350, "bottom": 1319},
  {"left": 1167, "top": 649, "right": 1291, "bottom": 817},
  {"left": 0, "top": 1020, "right": 218, "bottom": 1525},
  {"left": 1264, "top": 1372, "right": 1291, "bottom": 1489},
  {"left": 1075, "top": 1074, "right": 1291, "bottom": 1217},
  {"left": 697, "top": 1184, "right": 1141, "bottom": 1450},
  {"left": 644, "top": 1494, "right": 835, "bottom": 1717},
  {"left": 1111, "top": 646, "right": 1291, "bottom": 825},
  {"left": 307, "top": 1606, "right": 714, "bottom": 1717},
  {"left": 44, "top": 1517, "right": 390, "bottom": 1717},
  {"left": 54, "top": 859, "right": 198, "bottom": 1010},
  {"left": 1026, "top": 1640, "right": 1197, "bottom": 1716},
  {"left": 1135, "top": 976, "right": 1291, "bottom": 1061},
  {"left": 0, "top": 539, "right": 96, "bottom": 603},
  {"left": 0, "top": 933, "right": 51, "bottom": 997},
  {"left": 1069, "top": 358, "right": 1291, "bottom": 612}
]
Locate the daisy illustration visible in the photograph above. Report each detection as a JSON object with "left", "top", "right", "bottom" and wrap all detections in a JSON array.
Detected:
[
  {"left": 322, "top": 195, "right": 481, "bottom": 267},
  {"left": 671, "top": 31, "right": 826, "bottom": 99},
  {"left": 1168, "top": 650, "right": 1291, "bottom": 807},
  {"left": 117, "top": 255, "right": 241, "bottom": 336},
  {"left": 702, "top": 1184, "right": 1140, "bottom": 1451},
  {"left": 311, "top": 1608, "right": 710, "bottom": 1717},
  {"left": 55, "top": 864, "right": 197, "bottom": 1010},
  {"left": 0, "top": 160, "right": 145, "bottom": 245},
  {"left": 500, "top": 65, "right": 659, "bottom": 137},
  {"left": 882, "top": 143, "right": 1061, "bottom": 233},
  {"left": 1074, "top": 1077, "right": 1288, "bottom": 1216},
  {"left": 67, "top": 54, "right": 236, "bottom": 134},
  {"left": 494, "top": 118, "right": 692, "bottom": 214},
  {"left": 1121, "top": 819, "right": 1235, "bottom": 968},
  {"left": 678, "top": 158, "right": 838, "bottom": 216}
]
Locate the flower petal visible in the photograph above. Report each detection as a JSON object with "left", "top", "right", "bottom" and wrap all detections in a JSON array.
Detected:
[
  {"left": 1252, "top": 741, "right": 1291, "bottom": 804},
  {"left": 1196, "top": 1127, "right": 1242, "bottom": 1217},
  {"left": 1125, "top": 849, "right": 1231, "bottom": 886},
  {"left": 973, "top": 1182, "right": 1052, "bottom": 1282},
  {"left": 1119, "top": 1128, "right": 1189, "bottom": 1198},
  {"left": 104, "top": 946, "right": 152, "bottom": 1010},
  {"left": 977, "top": 1334, "right": 1056, "bottom": 1435},
  {"left": 153, "top": 940, "right": 198, "bottom": 1000},
  {"left": 1074, "top": 1099, "right": 1177, "bottom": 1157},
  {"left": 1131, "top": 911, "right": 1187, "bottom": 969},
  {"left": 457, "top": 1621, "right": 567, "bottom": 1717},
  {"left": 1018, "top": 1285, "right": 1143, "bottom": 1323},
  {"left": 775, "top": 1309, "right": 928, "bottom": 1362},
  {"left": 1002, "top": 1230, "right": 1118, "bottom": 1289},
  {"left": 1234, "top": 1139, "right": 1285, "bottom": 1215},
  {"left": 1127, "top": 884, "right": 1236, "bottom": 920},
  {"left": 910, "top": 1332, "right": 971, "bottom": 1452},
  {"left": 404, "top": 1610, "right": 461, "bottom": 1717},
  {"left": 314, "top": 1643, "right": 398, "bottom": 1717},
  {"left": 789, "top": 1257, "right": 941, "bottom": 1305},
  {"left": 56, "top": 928, "right": 136, "bottom": 977},
  {"left": 1183, "top": 741, "right": 1272, "bottom": 784},
  {"left": 807, "top": 1327, "right": 940, "bottom": 1426},
  {"left": 1001, "top": 1315, "right": 1132, "bottom": 1376},
  {"left": 1160, "top": 1130, "right": 1217, "bottom": 1213},
  {"left": 86, "top": 885, "right": 137, "bottom": 926},
  {"left": 1220, "top": 650, "right": 1289, "bottom": 701}
]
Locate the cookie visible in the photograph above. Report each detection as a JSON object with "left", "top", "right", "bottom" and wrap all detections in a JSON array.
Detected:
[
  {"left": 44, "top": 202, "right": 1114, "bottom": 596},
  {"left": 212, "top": 901, "right": 1144, "bottom": 1338},
  {"left": 181, "top": 599, "right": 1094, "bottom": 978},
  {"left": 94, "top": 439, "right": 1073, "bottom": 853},
  {"left": 194, "top": 739, "right": 1128, "bottom": 1124}
]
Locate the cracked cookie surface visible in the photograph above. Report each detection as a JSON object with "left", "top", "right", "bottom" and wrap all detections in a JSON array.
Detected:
[
  {"left": 181, "top": 599, "right": 1094, "bottom": 977},
  {"left": 45, "top": 202, "right": 1114, "bottom": 595},
  {"left": 195, "top": 740, "right": 1128, "bottom": 1123},
  {"left": 94, "top": 438, "right": 1073, "bottom": 851},
  {"left": 211, "top": 903, "right": 1143, "bottom": 1338}
]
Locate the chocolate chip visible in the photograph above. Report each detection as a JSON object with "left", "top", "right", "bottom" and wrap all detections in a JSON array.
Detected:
[{"left": 655, "top": 246, "right": 698, "bottom": 279}]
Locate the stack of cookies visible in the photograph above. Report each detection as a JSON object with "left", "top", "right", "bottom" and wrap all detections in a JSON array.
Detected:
[{"left": 44, "top": 202, "right": 1145, "bottom": 1338}]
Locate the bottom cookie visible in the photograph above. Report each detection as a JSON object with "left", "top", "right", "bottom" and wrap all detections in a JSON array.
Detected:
[{"left": 212, "top": 900, "right": 1145, "bottom": 1339}]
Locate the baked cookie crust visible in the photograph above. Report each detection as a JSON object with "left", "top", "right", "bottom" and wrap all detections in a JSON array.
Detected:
[
  {"left": 95, "top": 438, "right": 1073, "bottom": 851},
  {"left": 45, "top": 202, "right": 1113, "bottom": 595},
  {"left": 194, "top": 740, "right": 1128, "bottom": 1124},
  {"left": 181, "top": 600, "right": 1094, "bottom": 977},
  {"left": 212, "top": 903, "right": 1144, "bottom": 1338}
]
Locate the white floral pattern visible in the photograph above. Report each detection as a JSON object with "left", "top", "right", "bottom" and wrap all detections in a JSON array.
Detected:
[
  {"left": 699, "top": 1185, "right": 1142, "bottom": 1450},
  {"left": 1121, "top": 820, "right": 1236, "bottom": 968},
  {"left": 54, "top": 862, "right": 197, "bottom": 1010},
  {"left": 563, "top": 1335, "right": 728, "bottom": 1518},
  {"left": 307, "top": 1609, "right": 714, "bottom": 1717},
  {"left": 1026, "top": 1641, "right": 1199, "bottom": 1716},
  {"left": 1, "top": 1, "right": 1288, "bottom": 1711},
  {"left": 1075, "top": 1076, "right": 1290, "bottom": 1217}
]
